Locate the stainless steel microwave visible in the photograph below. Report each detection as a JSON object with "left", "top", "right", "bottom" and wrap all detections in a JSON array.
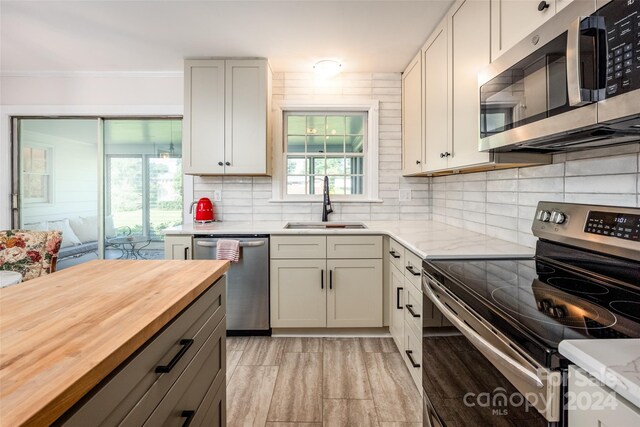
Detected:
[{"left": 479, "top": 0, "right": 640, "bottom": 152}]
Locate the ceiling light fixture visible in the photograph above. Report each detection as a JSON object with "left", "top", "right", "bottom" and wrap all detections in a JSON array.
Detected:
[{"left": 314, "top": 60, "right": 342, "bottom": 78}]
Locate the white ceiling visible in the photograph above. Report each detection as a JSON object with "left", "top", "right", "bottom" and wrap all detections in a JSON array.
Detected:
[{"left": 0, "top": 0, "right": 453, "bottom": 74}]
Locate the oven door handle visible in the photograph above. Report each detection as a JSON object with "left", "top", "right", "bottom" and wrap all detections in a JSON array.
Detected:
[{"left": 423, "top": 278, "right": 544, "bottom": 389}]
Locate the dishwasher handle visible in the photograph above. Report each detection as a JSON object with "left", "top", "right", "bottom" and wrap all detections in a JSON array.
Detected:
[{"left": 196, "top": 240, "right": 265, "bottom": 248}]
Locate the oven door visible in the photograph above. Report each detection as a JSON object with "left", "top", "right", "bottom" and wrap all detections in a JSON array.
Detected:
[{"left": 422, "top": 273, "right": 561, "bottom": 426}]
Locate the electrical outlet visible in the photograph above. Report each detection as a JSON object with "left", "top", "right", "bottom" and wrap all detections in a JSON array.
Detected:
[
  {"left": 213, "top": 190, "right": 222, "bottom": 202},
  {"left": 399, "top": 189, "right": 412, "bottom": 201}
]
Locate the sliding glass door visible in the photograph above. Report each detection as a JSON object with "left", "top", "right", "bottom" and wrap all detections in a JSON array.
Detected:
[{"left": 13, "top": 117, "right": 182, "bottom": 267}]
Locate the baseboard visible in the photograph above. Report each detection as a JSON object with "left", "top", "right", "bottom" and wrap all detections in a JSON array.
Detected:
[{"left": 271, "top": 327, "right": 390, "bottom": 337}]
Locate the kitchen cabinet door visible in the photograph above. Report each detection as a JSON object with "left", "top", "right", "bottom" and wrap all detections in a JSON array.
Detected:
[
  {"left": 224, "top": 60, "right": 270, "bottom": 175},
  {"left": 164, "top": 235, "right": 193, "bottom": 260},
  {"left": 389, "top": 264, "right": 405, "bottom": 354},
  {"left": 422, "top": 20, "right": 449, "bottom": 172},
  {"left": 447, "top": 0, "right": 491, "bottom": 169},
  {"left": 327, "top": 259, "right": 383, "bottom": 327},
  {"left": 402, "top": 52, "right": 423, "bottom": 176},
  {"left": 270, "top": 259, "right": 327, "bottom": 327},
  {"left": 490, "top": 0, "right": 555, "bottom": 62},
  {"left": 183, "top": 60, "right": 226, "bottom": 175}
]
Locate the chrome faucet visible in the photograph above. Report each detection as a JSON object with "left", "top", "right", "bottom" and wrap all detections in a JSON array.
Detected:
[{"left": 322, "top": 176, "right": 333, "bottom": 222}]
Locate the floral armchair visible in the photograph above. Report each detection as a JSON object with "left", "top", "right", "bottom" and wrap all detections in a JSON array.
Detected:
[{"left": 0, "top": 230, "right": 62, "bottom": 281}]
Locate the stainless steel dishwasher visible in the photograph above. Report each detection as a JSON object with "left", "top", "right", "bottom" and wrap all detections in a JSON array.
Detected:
[{"left": 193, "top": 235, "right": 270, "bottom": 335}]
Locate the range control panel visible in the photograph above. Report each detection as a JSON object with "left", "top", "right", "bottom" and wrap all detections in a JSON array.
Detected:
[
  {"left": 585, "top": 211, "right": 640, "bottom": 241},
  {"left": 532, "top": 202, "right": 640, "bottom": 262},
  {"left": 604, "top": 0, "right": 640, "bottom": 97}
]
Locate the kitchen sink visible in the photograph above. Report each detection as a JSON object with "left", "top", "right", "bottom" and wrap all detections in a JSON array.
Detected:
[{"left": 284, "top": 222, "right": 367, "bottom": 230}]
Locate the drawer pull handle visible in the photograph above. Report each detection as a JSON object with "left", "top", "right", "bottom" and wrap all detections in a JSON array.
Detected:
[
  {"left": 155, "top": 339, "right": 194, "bottom": 373},
  {"left": 389, "top": 250, "right": 401, "bottom": 259},
  {"left": 406, "top": 304, "right": 420, "bottom": 318},
  {"left": 321, "top": 269, "right": 324, "bottom": 289},
  {"left": 405, "top": 265, "right": 421, "bottom": 276},
  {"left": 406, "top": 350, "right": 421, "bottom": 368},
  {"left": 180, "top": 410, "right": 195, "bottom": 427},
  {"left": 396, "top": 287, "right": 404, "bottom": 310},
  {"left": 329, "top": 270, "right": 333, "bottom": 290},
  {"left": 183, "top": 247, "right": 189, "bottom": 260}
]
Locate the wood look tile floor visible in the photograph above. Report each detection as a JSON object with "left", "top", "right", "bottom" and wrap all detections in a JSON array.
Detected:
[{"left": 226, "top": 337, "right": 422, "bottom": 427}]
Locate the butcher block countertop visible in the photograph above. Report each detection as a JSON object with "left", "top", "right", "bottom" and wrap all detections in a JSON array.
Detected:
[{"left": 0, "top": 259, "right": 229, "bottom": 427}]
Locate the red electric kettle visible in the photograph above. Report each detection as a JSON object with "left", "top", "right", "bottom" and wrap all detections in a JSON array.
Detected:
[{"left": 190, "top": 197, "right": 215, "bottom": 223}]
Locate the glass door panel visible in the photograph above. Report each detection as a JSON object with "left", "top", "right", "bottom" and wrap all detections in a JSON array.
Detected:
[{"left": 148, "top": 157, "right": 183, "bottom": 240}]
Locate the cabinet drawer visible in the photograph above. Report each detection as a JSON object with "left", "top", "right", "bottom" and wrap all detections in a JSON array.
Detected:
[
  {"left": 404, "top": 329, "right": 422, "bottom": 393},
  {"left": 138, "top": 318, "right": 226, "bottom": 427},
  {"left": 327, "top": 235, "right": 382, "bottom": 259},
  {"left": 59, "top": 277, "right": 226, "bottom": 427},
  {"left": 194, "top": 376, "right": 226, "bottom": 427},
  {"left": 404, "top": 280, "right": 422, "bottom": 339},
  {"left": 404, "top": 249, "right": 422, "bottom": 288},
  {"left": 271, "top": 236, "right": 326, "bottom": 259},
  {"left": 388, "top": 238, "right": 405, "bottom": 272}
]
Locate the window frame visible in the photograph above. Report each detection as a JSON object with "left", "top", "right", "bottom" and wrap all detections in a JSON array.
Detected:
[
  {"left": 21, "top": 144, "right": 53, "bottom": 205},
  {"left": 272, "top": 100, "right": 380, "bottom": 203}
]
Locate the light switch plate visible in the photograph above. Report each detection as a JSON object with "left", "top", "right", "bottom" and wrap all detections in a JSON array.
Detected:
[
  {"left": 213, "top": 190, "right": 222, "bottom": 202},
  {"left": 399, "top": 189, "right": 412, "bottom": 201}
]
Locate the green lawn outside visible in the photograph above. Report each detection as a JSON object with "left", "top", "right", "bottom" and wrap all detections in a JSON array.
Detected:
[{"left": 113, "top": 209, "right": 182, "bottom": 237}]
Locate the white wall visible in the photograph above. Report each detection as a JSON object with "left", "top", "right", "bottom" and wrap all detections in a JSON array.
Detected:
[
  {"left": 0, "top": 72, "right": 183, "bottom": 229},
  {"left": 192, "top": 72, "right": 431, "bottom": 222}
]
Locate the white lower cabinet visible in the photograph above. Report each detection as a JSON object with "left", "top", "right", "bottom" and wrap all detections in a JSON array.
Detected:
[
  {"left": 270, "top": 259, "right": 327, "bottom": 328},
  {"left": 164, "top": 235, "right": 193, "bottom": 260},
  {"left": 270, "top": 235, "right": 383, "bottom": 329},
  {"left": 389, "top": 264, "right": 405, "bottom": 353},
  {"left": 327, "top": 259, "right": 383, "bottom": 327},
  {"left": 568, "top": 366, "right": 640, "bottom": 427}
]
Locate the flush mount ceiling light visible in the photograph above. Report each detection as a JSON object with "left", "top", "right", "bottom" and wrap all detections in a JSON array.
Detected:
[{"left": 313, "top": 60, "right": 342, "bottom": 78}]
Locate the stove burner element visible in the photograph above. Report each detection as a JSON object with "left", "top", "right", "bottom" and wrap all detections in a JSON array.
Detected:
[
  {"left": 535, "top": 262, "right": 556, "bottom": 275},
  {"left": 610, "top": 301, "right": 640, "bottom": 321},
  {"left": 546, "top": 278, "right": 610, "bottom": 295}
]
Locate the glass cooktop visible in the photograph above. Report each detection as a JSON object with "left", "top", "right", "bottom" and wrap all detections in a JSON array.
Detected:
[{"left": 424, "top": 257, "right": 640, "bottom": 368}]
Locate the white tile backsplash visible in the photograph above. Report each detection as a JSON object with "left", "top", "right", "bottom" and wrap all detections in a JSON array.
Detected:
[{"left": 432, "top": 146, "right": 640, "bottom": 247}]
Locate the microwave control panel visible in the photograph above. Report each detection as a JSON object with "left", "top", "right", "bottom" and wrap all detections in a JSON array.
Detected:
[{"left": 603, "top": 0, "right": 640, "bottom": 97}]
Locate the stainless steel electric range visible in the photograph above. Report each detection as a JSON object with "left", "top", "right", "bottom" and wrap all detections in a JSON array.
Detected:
[{"left": 422, "top": 201, "right": 640, "bottom": 427}]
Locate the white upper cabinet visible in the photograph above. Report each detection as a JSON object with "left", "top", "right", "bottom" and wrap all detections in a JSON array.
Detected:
[
  {"left": 402, "top": 53, "right": 423, "bottom": 175},
  {"left": 183, "top": 58, "right": 272, "bottom": 175},
  {"left": 448, "top": 0, "right": 491, "bottom": 168},
  {"left": 490, "top": 0, "right": 556, "bottom": 62},
  {"left": 422, "top": 21, "right": 449, "bottom": 172}
]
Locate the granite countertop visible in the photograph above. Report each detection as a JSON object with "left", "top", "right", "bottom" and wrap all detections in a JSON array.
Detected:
[
  {"left": 0, "top": 260, "right": 229, "bottom": 426},
  {"left": 559, "top": 339, "right": 640, "bottom": 408},
  {"left": 164, "top": 220, "right": 534, "bottom": 259}
]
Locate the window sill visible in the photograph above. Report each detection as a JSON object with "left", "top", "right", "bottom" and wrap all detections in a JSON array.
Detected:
[{"left": 269, "top": 198, "right": 384, "bottom": 204}]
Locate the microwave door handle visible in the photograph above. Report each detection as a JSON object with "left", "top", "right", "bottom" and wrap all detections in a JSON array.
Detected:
[
  {"left": 567, "top": 16, "right": 607, "bottom": 106},
  {"left": 423, "top": 278, "right": 544, "bottom": 389}
]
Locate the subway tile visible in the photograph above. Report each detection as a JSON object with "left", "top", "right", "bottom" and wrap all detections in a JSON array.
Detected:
[
  {"left": 565, "top": 174, "right": 637, "bottom": 194},
  {"left": 487, "top": 179, "right": 518, "bottom": 192},
  {"left": 565, "top": 154, "right": 638, "bottom": 176},
  {"left": 485, "top": 225, "right": 519, "bottom": 244},
  {"left": 518, "top": 177, "right": 563, "bottom": 193},
  {"left": 518, "top": 192, "right": 563, "bottom": 207},
  {"left": 564, "top": 143, "right": 639, "bottom": 161},
  {"left": 518, "top": 163, "right": 564, "bottom": 178},
  {"left": 487, "top": 168, "right": 518, "bottom": 180},
  {"left": 564, "top": 193, "right": 637, "bottom": 207},
  {"left": 486, "top": 191, "right": 518, "bottom": 204},
  {"left": 486, "top": 214, "right": 518, "bottom": 230},
  {"left": 486, "top": 203, "right": 518, "bottom": 217}
]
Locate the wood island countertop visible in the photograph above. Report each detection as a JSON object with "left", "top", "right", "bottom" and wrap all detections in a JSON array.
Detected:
[{"left": 0, "top": 259, "right": 229, "bottom": 427}]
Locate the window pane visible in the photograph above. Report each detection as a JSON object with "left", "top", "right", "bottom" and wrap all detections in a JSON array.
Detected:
[
  {"left": 287, "top": 157, "right": 307, "bottom": 175},
  {"left": 326, "top": 157, "right": 345, "bottom": 175},
  {"left": 346, "top": 176, "right": 364, "bottom": 195},
  {"left": 307, "top": 116, "right": 325, "bottom": 135},
  {"left": 24, "top": 175, "right": 46, "bottom": 199},
  {"left": 326, "top": 136, "right": 344, "bottom": 153},
  {"left": 346, "top": 115, "right": 364, "bottom": 134},
  {"left": 312, "top": 176, "right": 324, "bottom": 195},
  {"left": 287, "top": 176, "right": 306, "bottom": 195},
  {"left": 329, "top": 176, "right": 346, "bottom": 195},
  {"left": 346, "top": 157, "right": 364, "bottom": 174},
  {"left": 22, "top": 148, "right": 32, "bottom": 172},
  {"left": 326, "top": 116, "right": 345, "bottom": 135},
  {"left": 345, "top": 135, "right": 364, "bottom": 153},
  {"left": 31, "top": 148, "right": 48, "bottom": 173},
  {"left": 288, "top": 115, "right": 306, "bottom": 135},
  {"left": 312, "top": 157, "right": 326, "bottom": 174},
  {"left": 287, "top": 135, "right": 305, "bottom": 153},
  {"left": 307, "top": 136, "right": 325, "bottom": 153}
]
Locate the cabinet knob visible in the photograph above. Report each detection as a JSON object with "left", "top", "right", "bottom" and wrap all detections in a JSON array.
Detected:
[
  {"left": 416, "top": 160, "right": 421, "bottom": 165},
  {"left": 225, "top": 162, "right": 231, "bottom": 166},
  {"left": 444, "top": 152, "right": 451, "bottom": 157},
  {"left": 537, "top": 1, "right": 549, "bottom": 11},
  {"left": 440, "top": 153, "right": 445, "bottom": 158},
  {"left": 218, "top": 161, "right": 224, "bottom": 166}
]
